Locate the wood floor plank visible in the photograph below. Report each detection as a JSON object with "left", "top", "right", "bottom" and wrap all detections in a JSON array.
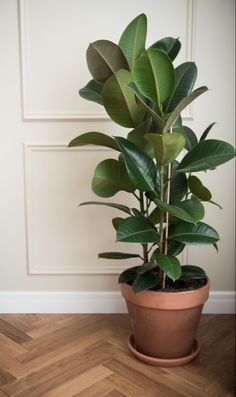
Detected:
[{"left": 0, "top": 314, "right": 234, "bottom": 397}]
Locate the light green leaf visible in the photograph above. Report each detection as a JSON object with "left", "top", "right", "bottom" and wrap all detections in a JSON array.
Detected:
[
  {"left": 119, "top": 13, "right": 147, "bottom": 70},
  {"left": 86, "top": 40, "right": 129, "bottom": 83},
  {"left": 133, "top": 49, "right": 175, "bottom": 107},
  {"left": 163, "top": 86, "right": 208, "bottom": 133},
  {"left": 102, "top": 69, "right": 145, "bottom": 128},
  {"left": 68, "top": 132, "right": 119, "bottom": 151},
  {"left": 132, "top": 272, "right": 160, "bottom": 292},
  {"left": 145, "top": 132, "right": 186, "bottom": 165},
  {"left": 117, "top": 216, "right": 159, "bottom": 243},
  {"left": 79, "top": 201, "right": 131, "bottom": 215},
  {"left": 177, "top": 139, "right": 236, "bottom": 173},
  {"left": 115, "top": 137, "right": 157, "bottom": 192},
  {"left": 149, "top": 37, "right": 181, "bottom": 61},
  {"left": 127, "top": 121, "right": 155, "bottom": 158},
  {"left": 169, "top": 221, "right": 220, "bottom": 245},
  {"left": 92, "top": 159, "right": 135, "bottom": 197},
  {"left": 79, "top": 79, "right": 103, "bottom": 105},
  {"left": 98, "top": 252, "right": 141, "bottom": 259},
  {"left": 155, "top": 253, "right": 182, "bottom": 281},
  {"left": 188, "top": 175, "right": 212, "bottom": 201}
]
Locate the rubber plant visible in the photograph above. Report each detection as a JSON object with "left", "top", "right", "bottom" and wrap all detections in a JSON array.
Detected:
[{"left": 69, "top": 14, "right": 235, "bottom": 364}]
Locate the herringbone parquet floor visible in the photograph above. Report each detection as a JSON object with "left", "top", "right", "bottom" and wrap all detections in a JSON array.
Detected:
[{"left": 0, "top": 314, "right": 234, "bottom": 397}]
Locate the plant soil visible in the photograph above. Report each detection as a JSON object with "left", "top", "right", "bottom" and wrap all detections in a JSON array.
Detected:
[{"left": 152, "top": 277, "right": 208, "bottom": 292}]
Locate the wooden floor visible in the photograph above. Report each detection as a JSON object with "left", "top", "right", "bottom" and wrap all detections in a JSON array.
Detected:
[{"left": 0, "top": 314, "right": 234, "bottom": 397}]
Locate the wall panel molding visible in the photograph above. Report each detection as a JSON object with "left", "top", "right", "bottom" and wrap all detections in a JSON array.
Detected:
[{"left": 19, "top": 0, "right": 196, "bottom": 121}]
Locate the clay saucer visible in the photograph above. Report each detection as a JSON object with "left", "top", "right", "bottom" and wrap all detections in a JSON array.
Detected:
[{"left": 127, "top": 334, "right": 200, "bottom": 367}]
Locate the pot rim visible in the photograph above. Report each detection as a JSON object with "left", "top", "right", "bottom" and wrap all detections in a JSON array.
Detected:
[{"left": 120, "top": 278, "right": 210, "bottom": 310}]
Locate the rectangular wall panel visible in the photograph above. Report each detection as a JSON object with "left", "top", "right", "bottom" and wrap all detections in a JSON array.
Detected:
[{"left": 19, "top": 0, "right": 196, "bottom": 120}]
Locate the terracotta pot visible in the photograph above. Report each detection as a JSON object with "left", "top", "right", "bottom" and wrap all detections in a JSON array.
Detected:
[{"left": 121, "top": 279, "right": 210, "bottom": 365}]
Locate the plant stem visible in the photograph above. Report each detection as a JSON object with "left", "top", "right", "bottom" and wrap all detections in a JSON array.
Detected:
[
  {"left": 140, "top": 191, "right": 148, "bottom": 263},
  {"left": 159, "top": 165, "right": 165, "bottom": 255}
]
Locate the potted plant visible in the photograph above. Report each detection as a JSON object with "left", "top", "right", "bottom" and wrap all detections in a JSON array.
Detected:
[{"left": 69, "top": 14, "right": 235, "bottom": 366}]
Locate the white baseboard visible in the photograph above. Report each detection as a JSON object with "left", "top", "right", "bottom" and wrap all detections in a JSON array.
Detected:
[{"left": 0, "top": 291, "right": 235, "bottom": 314}]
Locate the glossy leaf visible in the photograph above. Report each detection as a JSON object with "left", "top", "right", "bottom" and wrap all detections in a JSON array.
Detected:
[
  {"left": 79, "top": 201, "right": 131, "bottom": 215},
  {"left": 153, "top": 196, "right": 204, "bottom": 224},
  {"left": 165, "top": 62, "right": 197, "bottom": 113},
  {"left": 119, "top": 13, "right": 147, "bottom": 70},
  {"left": 98, "top": 252, "right": 141, "bottom": 259},
  {"left": 180, "top": 265, "right": 206, "bottom": 279},
  {"left": 112, "top": 217, "right": 124, "bottom": 230},
  {"left": 133, "top": 49, "right": 175, "bottom": 107},
  {"left": 166, "top": 240, "right": 185, "bottom": 256},
  {"left": 188, "top": 175, "right": 212, "bottom": 201},
  {"left": 79, "top": 79, "right": 103, "bottom": 105},
  {"left": 169, "top": 221, "right": 220, "bottom": 245},
  {"left": 200, "top": 122, "right": 216, "bottom": 141},
  {"left": 176, "top": 126, "right": 198, "bottom": 151},
  {"left": 155, "top": 253, "right": 182, "bottom": 281},
  {"left": 92, "top": 159, "right": 135, "bottom": 197},
  {"left": 137, "top": 261, "right": 158, "bottom": 275},
  {"left": 86, "top": 40, "right": 129, "bottom": 83},
  {"left": 149, "top": 37, "right": 181, "bottom": 61},
  {"left": 170, "top": 171, "right": 188, "bottom": 203},
  {"left": 68, "top": 132, "right": 119, "bottom": 151},
  {"left": 102, "top": 69, "right": 145, "bottom": 128},
  {"left": 145, "top": 132, "right": 186, "bottom": 165},
  {"left": 117, "top": 216, "right": 159, "bottom": 243},
  {"left": 115, "top": 137, "right": 157, "bottom": 192},
  {"left": 163, "top": 86, "right": 208, "bottom": 133},
  {"left": 148, "top": 207, "right": 162, "bottom": 224},
  {"left": 118, "top": 267, "right": 138, "bottom": 284},
  {"left": 134, "top": 93, "right": 164, "bottom": 131},
  {"left": 132, "top": 272, "right": 160, "bottom": 292},
  {"left": 177, "top": 139, "right": 236, "bottom": 173}
]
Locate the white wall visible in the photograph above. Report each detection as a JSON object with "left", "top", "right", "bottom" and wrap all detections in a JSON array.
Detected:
[{"left": 0, "top": 1, "right": 235, "bottom": 304}]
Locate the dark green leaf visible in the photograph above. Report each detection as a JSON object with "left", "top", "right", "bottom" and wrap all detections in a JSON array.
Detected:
[
  {"left": 175, "top": 126, "right": 198, "bottom": 151},
  {"left": 149, "top": 37, "right": 181, "bottom": 61},
  {"left": 180, "top": 265, "right": 206, "bottom": 279},
  {"left": 68, "top": 132, "right": 119, "bottom": 151},
  {"left": 200, "top": 122, "right": 216, "bottom": 141},
  {"left": 79, "top": 79, "right": 103, "bottom": 105},
  {"left": 112, "top": 217, "right": 124, "bottom": 230},
  {"left": 167, "top": 240, "right": 185, "bottom": 256},
  {"left": 177, "top": 139, "right": 236, "bottom": 173},
  {"left": 132, "top": 272, "right": 160, "bottom": 292},
  {"left": 153, "top": 196, "right": 204, "bottom": 224},
  {"left": 155, "top": 253, "right": 182, "bottom": 281},
  {"left": 117, "top": 216, "right": 159, "bottom": 243},
  {"left": 86, "top": 40, "right": 129, "bottom": 83},
  {"left": 163, "top": 86, "right": 208, "bottom": 133},
  {"left": 118, "top": 267, "right": 138, "bottom": 283},
  {"left": 165, "top": 62, "right": 197, "bottom": 113},
  {"left": 79, "top": 201, "right": 131, "bottom": 215},
  {"left": 119, "top": 14, "right": 147, "bottom": 70},
  {"left": 170, "top": 171, "right": 188, "bottom": 203},
  {"left": 137, "top": 261, "right": 158, "bottom": 275},
  {"left": 148, "top": 207, "right": 161, "bottom": 224},
  {"left": 169, "top": 221, "right": 220, "bottom": 245},
  {"left": 92, "top": 159, "right": 135, "bottom": 197},
  {"left": 134, "top": 93, "right": 164, "bottom": 131},
  {"left": 98, "top": 252, "right": 141, "bottom": 259},
  {"left": 115, "top": 137, "right": 157, "bottom": 192},
  {"left": 133, "top": 49, "right": 175, "bottom": 107},
  {"left": 188, "top": 175, "right": 212, "bottom": 201},
  {"left": 102, "top": 69, "right": 145, "bottom": 128}
]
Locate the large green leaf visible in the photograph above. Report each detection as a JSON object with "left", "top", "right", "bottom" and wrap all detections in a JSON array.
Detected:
[
  {"left": 68, "top": 132, "right": 119, "bottom": 151},
  {"left": 145, "top": 132, "right": 186, "bottom": 165},
  {"left": 118, "top": 266, "right": 138, "bottom": 284},
  {"left": 200, "top": 122, "right": 216, "bottom": 141},
  {"left": 188, "top": 175, "right": 212, "bottom": 201},
  {"left": 79, "top": 201, "right": 131, "bottom": 215},
  {"left": 177, "top": 139, "right": 236, "bottom": 173},
  {"left": 92, "top": 159, "right": 135, "bottom": 197},
  {"left": 98, "top": 252, "right": 141, "bottom": 259},
  {"left": 117, "top": 216, "right": 159, "bottom": 243},
  {"left": 79, "top": 79, "right": 103, "bottom": 105},
  {"left": 115, "top": 137, "right": 157, "bottom": 192},
  {"left": 169, "top": 221, "right": 220, "bottom": 245},
  {"left": 163, "top": 86, "right": 208, "bottom": 133},
  {"left": 149, "top": 37, "right": 181, "bottom": 61},
  {"left": 133, "top": 49, "right": 175, "bottom": 107},
  {"left": 153, "top": 196, "right": 204, "bottom": 224},
  {"left": 165, "top": 62, "right": 197, "bottom": 113},
  {"left": 119, "top": 14, "right": 147, "bottom": 70},
  {"left": 102, "top": 69, "right": 145, "bottom": 128},
  {"left": 86, "top": 40, "right": 129, "bottom": 83},
  {"left": 132, "top": 272, "right": 160, "bottom": 292},
  {"left": 169, "top": 171, "right": 188, "bottom": 203},
  {"left": 166, "top": 240, "right": 185, "bottom": 256},
  {"left": 155, "top": 253, "right": 182, "bottom": 281},
  {"left": 180, "top": 265, "right": 206, "bottom": 280}
]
